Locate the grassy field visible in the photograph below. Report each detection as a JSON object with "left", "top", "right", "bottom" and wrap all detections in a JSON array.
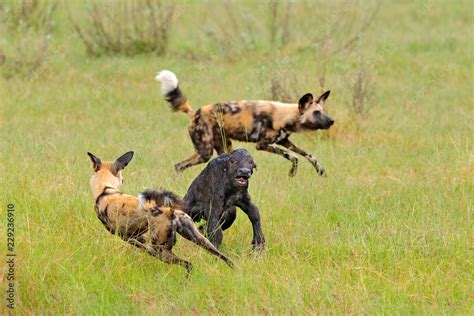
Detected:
[{"left": 1, "top": 0, "right": 472, "bottom": 314}]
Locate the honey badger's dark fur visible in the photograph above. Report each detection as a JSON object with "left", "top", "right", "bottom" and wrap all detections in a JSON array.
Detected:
[
  {"left": 183, "top": 149, "right": 264, "bottom": 250},
  {"left": 87, "top": 151, "right": 234, "bottom": 276},
  {"left": 155, "top": 70, "right": 335, "bottom": 177}
]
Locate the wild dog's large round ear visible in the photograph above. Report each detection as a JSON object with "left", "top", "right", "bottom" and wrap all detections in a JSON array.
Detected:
[
  {"left": 87, "top": 152, "right": 102, "bottom": 171},
  {"left": 316, "top": 90, "right": 331, "bottom": 105},
  {"left": 298, "top": 93, "right": 313, "bottom": 114},
  {"left": 111, "top": 151, "right": 134, "bottom": 175}
]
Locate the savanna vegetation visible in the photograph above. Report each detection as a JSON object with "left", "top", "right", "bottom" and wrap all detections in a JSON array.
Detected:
[{"left": 0, "top": 0, "right": 472, "bottom": 314}]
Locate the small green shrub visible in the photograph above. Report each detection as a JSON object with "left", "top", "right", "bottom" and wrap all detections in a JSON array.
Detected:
[
  {"left": 0, "top": 0, "right": 56, "bottom": 78},
  {"left": 66, "top": 0, "right": 175, "bottom": 57}
]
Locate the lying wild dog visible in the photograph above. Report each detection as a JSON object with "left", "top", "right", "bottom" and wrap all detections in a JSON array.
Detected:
[
  {"left": 183, "top": 149, "right": 264, "bottom": 250},
  {"left": 87, "top": 151, "right": 234, "bottom": 275},
  {"left": 155, "top": 70, "right": 334, "bottom": 177}
]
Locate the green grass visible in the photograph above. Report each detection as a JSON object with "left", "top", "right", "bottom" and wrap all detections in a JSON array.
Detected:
[{"left": 1, "top": 1, "right": 472, "bottom": 314}]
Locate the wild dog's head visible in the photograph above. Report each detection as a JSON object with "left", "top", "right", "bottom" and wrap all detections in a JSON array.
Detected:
[
  {"left": 297, "top": 90, "right": 334, "bottom": 130},
  {"left": 222, "top": 149, "right": 257, "bottom": 188},
  {"left": 87, "top": 151, "right": 134, "bottom": 193}
]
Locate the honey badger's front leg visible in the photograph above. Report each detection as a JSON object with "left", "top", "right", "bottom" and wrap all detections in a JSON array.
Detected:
[{"left": 235, "top": 194, "right": 265, "bottom": 250}]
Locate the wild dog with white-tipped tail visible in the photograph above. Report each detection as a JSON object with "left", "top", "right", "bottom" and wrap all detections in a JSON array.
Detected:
[{"left": 155, "top": 70, "right": 334, "bottom": 177}]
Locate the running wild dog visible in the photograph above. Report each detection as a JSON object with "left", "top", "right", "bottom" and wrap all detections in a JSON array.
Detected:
[
  {"left": 155, "top": 70, "right": 334, "bottom": 177},
  {"left": 87, "top": 151, "right": 234, "bottom": 275}
]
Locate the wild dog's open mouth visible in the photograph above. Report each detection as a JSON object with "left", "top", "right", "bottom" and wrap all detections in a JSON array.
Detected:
[{"left": 235, "top": 175, "right": 250, "bottom": 186}]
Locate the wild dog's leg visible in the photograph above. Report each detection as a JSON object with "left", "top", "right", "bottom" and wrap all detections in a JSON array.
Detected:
[
  {"left": 225, "top": 139, "right": 233, "bottom": 153},
  {"left": 175, "top": 211, "right": 234, "bottom": 268},
  {"left": 117, "top": 225, "right": 149, "bottom": 251},
  {"left": 277, "top": 138, "right": 326, "bottom": 176},
  {"left": 126, "top": 240, "right": 191, "bottom": 276},
  {"left": 214, "top": 138, "right": 233, "bottom": 155},
  {"left": 174, "top": 152, "right": 211, "bottom": 173},
  {"left": 175, "top": 121, "right": 214, "bottom": 173},
  {"left": 148, "top": 213, "right": 194, "bottom": 275},
  {"left": 256, "top": 140, "right": 299, "bottom": 177},
  {"left": 126, "top": 235, "right": 148, "bottom": 250},
  {"left": 155, "top": 246, "right": 193, "bottom": 276},
  {"left": 213, "top": 143, "right": 225, "bottom": 155},
  {"left": 122, "top": 233, "right": 159, "bottom": 259},
  {"left": 235, "top": 193, "right": 265, "bottom": 251}
]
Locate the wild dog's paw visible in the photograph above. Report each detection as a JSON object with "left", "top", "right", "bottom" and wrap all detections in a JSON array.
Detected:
[
  {"left": 174, "top": 164, "right": 183, "bottom": 175},
  {"left": 288, "top": 165, "right": 298, "bottom": 177},
  {"left": 288, "top": 157, "right": 298, "bottom": 177},
  {"left": 222, "top": 256, "right": 236, "bottom": 269},
  {"left": 317, "top": 165, "right": 327, "bottom": 177}
]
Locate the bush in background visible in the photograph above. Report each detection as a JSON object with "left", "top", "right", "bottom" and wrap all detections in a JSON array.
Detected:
[
  {"left": 351, "top": 58, "right": 375, "bottom": 117},
  {"left": 66, "top": 0, "right": 175, "bottom": 57},
  {"left": 266, "top": 0, "right": 380, "bottom": 120},
  {"left": 0, "top": 0, "right": 56, "bottom": 78}
]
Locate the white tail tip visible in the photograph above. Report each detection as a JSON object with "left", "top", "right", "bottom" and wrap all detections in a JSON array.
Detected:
[{"left": 155, "top": 70, "right": 178, "bottom": 95}]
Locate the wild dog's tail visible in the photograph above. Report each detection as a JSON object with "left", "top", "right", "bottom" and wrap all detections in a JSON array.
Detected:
[
  {"left": 139, "top": 189, "right": 184, "bottom": 210},
  {"left": 155, "top": 70, "right": 194, "bottom": 118},
  {"left": 174, "top": 210, "right": 235, "bottom": 269}
]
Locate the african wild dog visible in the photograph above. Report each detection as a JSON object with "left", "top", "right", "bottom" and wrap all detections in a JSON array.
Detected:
[
  {"left": 183, "top": 149, "right": 264, "bottom": 250},
  {"left": 155, "top": 70, "right": 334, "bottom": 177},
  {"left": 87, "top": 151, "right": 234, "bottom": 276}
]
